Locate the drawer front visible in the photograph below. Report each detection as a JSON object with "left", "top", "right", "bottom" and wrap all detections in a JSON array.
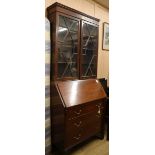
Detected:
[
  {"left": 66, "top": 111, "right": 102, "bottom": 132},
  {"left": 64, "top": 111, "right": 103, "bottom": 148},
  {"left": 66, "top": 101, "right": 105, "bottom": 120},
  {"left": 64, "top": 130, "right": 84, "bottom": 149}
]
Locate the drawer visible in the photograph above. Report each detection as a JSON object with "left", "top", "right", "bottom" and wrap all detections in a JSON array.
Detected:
[
  {"left": 64, "top": 129, "right": 84, "bottom": 148},
  {"left": 65, "top": 123, "right": 101, "bottom": 149},
  {"left": 66, "top": 101, "right": 105, "bottom": 120},
  {"left": 66, "top": 111, "right": 102, "bottom": 132},
  {"left": 64, "top": 111, "right": 103, "bottom": 148}
]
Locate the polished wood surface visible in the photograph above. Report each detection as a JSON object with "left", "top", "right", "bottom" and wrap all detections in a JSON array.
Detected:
[
  {"left": 47, "top": 2, "right": 100, "bottom": 23},
  {"left": 51, "top": 79, "right": 107, "bottom": 152},
  {"left": 50, "top": 82, "right": 65, "bottom": 147},
  {"left": 66, "top": 100, "right": 104, "bottom": 119},
  {"left": 98, "top": 78, "right": 109, "bottom": 140},
  {"left": 65, "top": 107, "right": 104, "bottom": 149},
  {"left": 57, "top": 79, "right": 106, "bottom": 107}
]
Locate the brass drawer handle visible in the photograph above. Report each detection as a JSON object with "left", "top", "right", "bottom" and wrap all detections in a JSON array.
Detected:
[
  {"left": 96, "top": 105, "right": 101, "bottom": 114},
  {"left": 96, "top": 114, "right": 101, "bottom": 118},
  {"left": 73, "top": 134, "right": 81, "bottom": 140},
  {"left": 74, "top": 121, "right": 82, "bottom": 127},
  {"left": 96, "top": 104, "right": 104, "bottom": 108},
  {"left": 74, "top": 109, "right": 82, "bottom": 115}
]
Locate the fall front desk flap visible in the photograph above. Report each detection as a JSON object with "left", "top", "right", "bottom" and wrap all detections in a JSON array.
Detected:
[{"left": 56, "top": 79, "right": 107, "bottom": 108}]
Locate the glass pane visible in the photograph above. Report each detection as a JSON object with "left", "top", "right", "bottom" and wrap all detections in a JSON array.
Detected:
[
  {"left": 58, "top": 16, "right": 78, "bottom": 43},
  {"left": 58, "top": 27, "right": 68, "bottom": 42},
  {"left": 57, "top": 15, "right": 79, "bottom": 79},
  {"left": 83, "top": 36, "right": 97, "bottom": 49},
  {"left": 70, "top": 22, "right": 78, "bottom": 32},
  {"left": 83, "top": 23, "right": 89, "bottom": 36},
  {"left": 57, "top": 43, "right": 78, "bottom": 78},
  {"left": 65, "top": 19, "right": 78, "bottom": 32},
  {"left": 59, "top": 16, "right": 67, "bottom": 28},
  {"left": 58, "top": 44, "right": 78, "bottom": 62},
  {"left": 65, "top": 32, "right": 78, "bottom": 45},
  {"left": 87, "top": 24, "right": 98, "bottom": 36},
  {"left": 58, "top": 63, "right": 78, "bottom": 78},
  {"left": 81, "top": 22, "right": 98, "bottom": 77}
]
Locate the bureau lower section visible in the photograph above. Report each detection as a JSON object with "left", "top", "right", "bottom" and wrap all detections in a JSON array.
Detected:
[
  {"left": 51, "top": 79, "right": 107, "bottom": 152},
  {"left": 65, "top": 111, "right": 104, "bottom": 149},
  {"left": 52, "top": 101, "right": 106, "bottom": 151}
]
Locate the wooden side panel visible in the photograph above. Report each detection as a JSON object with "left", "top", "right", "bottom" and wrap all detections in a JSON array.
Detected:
[
  {"left": 50, "top": 82, "right": 65, "bottom": 148},
  {"left": 47, "top": 12, "right": 57, "bottom": 81}
]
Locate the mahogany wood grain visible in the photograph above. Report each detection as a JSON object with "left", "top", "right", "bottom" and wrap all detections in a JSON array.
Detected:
[
  {"left": 51, "top": 79, "right": 107, "bottom": 151},
  {"left": 47, "top": 2, "right": 100, "bottom": 23},
  {"left": 65, "top": 100, "right": 104, "bottom": 120},
  {"left": 57, "top": 79, "right": 106, "bottom": 107}
]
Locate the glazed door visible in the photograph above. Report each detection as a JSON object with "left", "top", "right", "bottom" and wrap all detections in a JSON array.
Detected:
[
  {"left": 57, "top": 14, "right": 80, "bottom": 80},
  {"left": 80, "top": 21, "right": 98, "bottom": 79}
]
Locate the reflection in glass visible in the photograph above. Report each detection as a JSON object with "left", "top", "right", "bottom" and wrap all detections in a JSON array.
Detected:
[
  {"left": 57, "top": 15, "right": 79, "bottom": 79},
  {"left": 81, "top": 23, "right": 98, "bottom": 77}
]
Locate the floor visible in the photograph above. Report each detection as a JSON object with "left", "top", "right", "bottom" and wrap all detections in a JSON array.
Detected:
[
  {"left": 67, "top": 137, "right": 109, "bottom": 155},
  {"left": 52, "top": 134, "right": 109, "bottom": 155}
]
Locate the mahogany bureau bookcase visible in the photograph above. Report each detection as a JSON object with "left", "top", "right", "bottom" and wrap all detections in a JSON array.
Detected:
[
  {"left": 47, "top": 2, "right": 100, "bottom": 81},
  {"left": 46, "top": 2, "right": 107, "bottom": 153},
  {"left": 51, "top": 79, "right": 107, "bottom": 151}
]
